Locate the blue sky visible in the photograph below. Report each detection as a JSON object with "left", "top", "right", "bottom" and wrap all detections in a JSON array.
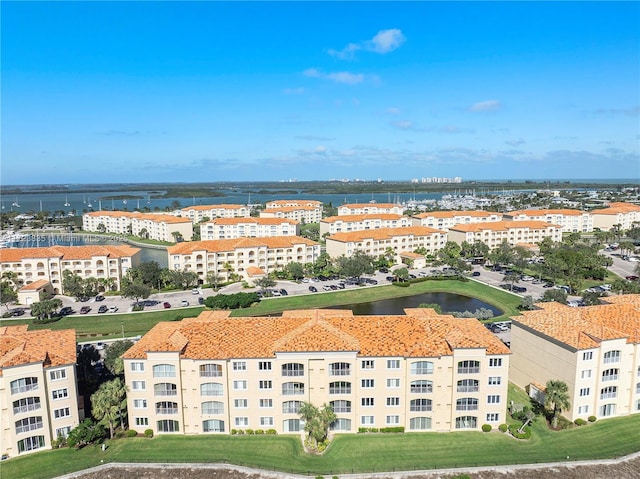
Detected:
[{"left": 2, "top": 1, "right": 639, "bottom": 185}]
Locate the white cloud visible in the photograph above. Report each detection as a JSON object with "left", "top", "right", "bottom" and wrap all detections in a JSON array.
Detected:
[
  {"left": 282, "top": 87, "right": 305, "bottom": 95},
  {"left": 329, "top": 28, "right": 406, "bottom": 59},
  {"left": 386, "top": 107, "right": 401, "bottom": 115},
  {"left": 505, "top": 138, "right": 526, "bottom": 147},
  {"left": 391, "top": 120, "right": 414, "bottom": 130},
  {"left": 326, "top": 71, "right": 364, "bottom": 85},
  {"left": 469, "top": 100, "right": 502, "bottom": 112},
  {"left": 302, "top": 68, "right": 322, "bottom": 78}
]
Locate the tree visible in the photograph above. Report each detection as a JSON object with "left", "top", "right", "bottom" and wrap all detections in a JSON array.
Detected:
[
  {"left": 30, "top": 298, "right": 63, "bottom": 321},
  {"left": 120, "top": 279, "right": 151, "bottom": 304},
  {"left": 393, "top": 267, "right": 409, "bottom": 282},
  {"left": 0, "top": 281, "right": 18, "bottom": 312},
  {"left": 502, "top": 271, "right": 521, "bottom": 291},
  {"left": 138, "top": 227, "right": 149, "bottom": 239},
  {"left": 434, "top": 241, "right": 462, "bottom": 269},
  {"left": 541, "top": 288, "right": 568, "bottom": 304},
  {"left": 286, "top": 262, "right": 305, "bottom": 281},
  {"left": 489, "top": 240, "right": 516, "bottom": 267},
  {"left": 336, "top": 251, "right": 375, "bottom": 279},
  {"left": 418, "top": 303, "right": 442, "bottom": 313},
  {"left": 299, "top": 402, "right": 336, "bottom": 450},
  {"left": 206, "top": 271, "right": 223, "bottom": 290},
  {"left": 544, "top": 379, "right": 571, "bottom": 429},
  {"left": 96, "top": 223, "right": 106, "bottom": 233},
  {"left": 103, "top": 340, "right": 134, "bottom": 375},
  {"left": 254, "top": 276, "right": 276, "bottom": 293},
  {"left": 518, "top": 295, "right": 536, "bottom": 310},
  {"left": 66, "top": 419, "right": 106, "bottom": 449},
  {"left": 581, "top": 290, "right": 604, "bottom": 306},
  {"left": 165, "top": 269, "right": 198, "bottom": 290},
  {"left": 91, "top": 378, "right": 127, "bottom": 439},
  {"left": 171, "top": 231, "right": 183, "bottom": 242},
  {"left": 518, "top": 409, "right": 536, "bottom": 434},
  {"left": 77, "top": 344, "right": 101, "bottom": 384},
  {"left": 62, "top": 270, "right": 85, "bottom": 298}
]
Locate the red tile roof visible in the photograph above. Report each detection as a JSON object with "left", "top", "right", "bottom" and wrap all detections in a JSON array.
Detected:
[
  {"left": 167, "top": 236, "right": 318, "bottom": 254},
  {"left": 328, "top": 226, "right": 445, "bottom": 243},
  {"left": 181, "top": 204, "right": 246, "bottom": 211},
  {"left": 0, "top": 245, "right": 140, "bottom": 262},
  {"left": 449, "top": 220, "right": 560, "bottom": 232},
  {"left": 205, "top": 217, "right": 298, "bottom": 225},
  {"left": 322, "top": 214, "right": 405, "bottom": 223},
  {"left": 505, "top": 209, "right": 584, "bottom": 217},
  {"left": 591, "top": 202, "right": 640, "bottom": 215},
  {"left": 85, "top": 211, "right": 191, "bottom": 224},
  {"left": 340, "top": 203, "right": 401, "bottom": 209},
  {"left": 0, "top": 326, "right": 77, "bottom": 374},
  {"left": 19, "top": 279, "right": 50, "bottom": 291},
  {"left": 413, "top": 210, "right": 502, "bottom": 219}
]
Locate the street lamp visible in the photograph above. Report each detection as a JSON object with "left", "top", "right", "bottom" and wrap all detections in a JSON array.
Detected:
[{"left": 121, "top": 322, "right": 124, "bottom": 339}]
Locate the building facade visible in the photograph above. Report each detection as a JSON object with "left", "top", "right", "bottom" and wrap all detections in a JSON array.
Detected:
[
  {"left": 83, "top": 211, "right": 193, "bottom": 242},
  {"left": 167, "top": 237, "right": 320, "bottom": 284},
  {"left": 509, "top": 295, "right": 640, "bottom": 421},
  {"left": 337, "top": 203, "right": 405, "bottom": 216},
  {"left": 503, "top": 209, "right": 593, "bottom": 233},
  {"left": 122, "top": 308, "right": 510, "bottom": 436},
  {"left": 447, "top": 221, "right": 562, "bottom": 249},
  {"left": 1, "top": 326, "right": 81, "bottom": 458},
  {"left": 411, "top": 210, "right": 503, "bottom": 231},
  {"left": 320, "top": 214, "right": 413, "bottom": 238},
  {"left": 0, "top": 245, "right": 141, "bottom": 295},
  {"left": 201, "top": 217, "right": 300, "bottom": 240},
  {"left": 325, "top": 226, "right": 447, "bottom": 261},
  {"left": 265, "top": 200, "right": 323, "bottom": 210},
  {"left": 259, "top": 206, "right": 322, "bottom": 224},
  {"left": 590, "top": 202, "right": 640, "bottom": 231},
  {"left": 178, "top": 205, "right": 251, "bottom": 223}
]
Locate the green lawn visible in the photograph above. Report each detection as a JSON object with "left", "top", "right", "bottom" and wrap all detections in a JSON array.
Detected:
[
  {"left": 4, "top": 411, "right": 639, "bottom": 479},
  {"left": 0, "top": 279, "right": 522, "bottom": 340}
]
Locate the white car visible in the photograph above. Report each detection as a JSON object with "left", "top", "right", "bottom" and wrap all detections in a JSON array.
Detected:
[
  {"left": 521, "top": 275, "right": 534, "bottom": 281},
  {"left": 192, "top": 288, "right": 200, "bottom": 294},
  {"left": 181, "top": 299, "right": 189, "bottom": 307}
]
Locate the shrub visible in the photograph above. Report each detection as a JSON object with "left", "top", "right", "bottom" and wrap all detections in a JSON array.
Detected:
[
  {"left": 126, "top": 429, "right": 138, "bottom": 437},
  {"left": 316, "top": 476, "right": 325, "bottom": 479},
  {"left": 255, "top": 429, "right": 264, "bottom": 435},
  {"left": 481, "top": 424, "right": 492, "bottom": 432},
  {"left": 132, "top": 305, "right": 144, "bottom": 312},
  {"left": 236, "top": 429, "right": 245, "bottom": 435},
  {"left": 574, "top": 418, "right": 587, "bottom": 426},
  {"left": 245, "top": 429, "right": 254, "bottom": 435},
  {"left": 115, "top": 430, "right": 127, "bottom": 439},
  {"left": 379, "top": 426, "right": 405, "bottom": 433},
  {"left": 588, "top": 415, "right": 597, "bottom": 423},
  {"left": 498, "top": 423, "right": 508, "bottom": 433},
  {"left": 508, "top": 424, "right": 532, "bottom": 440},
  {"left": 392, "top": 281, "right": 411, "bottom": 288},
  {"left": 266, "top": 429, "right": 277, "bottom": 435},
  {"left": 144, "top": 429, "right": 153, "bottom": 438}
]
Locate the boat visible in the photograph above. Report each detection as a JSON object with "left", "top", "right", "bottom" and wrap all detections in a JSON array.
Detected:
[
  {"left": 11, "top": 197, "right": 20, "bottom": 208},
  {"left": 64, "top": 195, "right": 70, "bottom": 207},
  {"left": 87, "top": 197, "right": 93, "bottom": 208}
]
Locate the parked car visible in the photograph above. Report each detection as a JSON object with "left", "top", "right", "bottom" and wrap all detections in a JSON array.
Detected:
[
  {"left": 108, "top": 306, "right": 119, "bottom": 313},
  {"left": 95, "top": 342, "right": 105, "bottom": 351},
  {"left": 11, "top": 308, "right": 25, "bottom": 317},
  {"left": 181, "top": 299, "right": 189, "bottom": 307},
  {"left": 198, "top": 296, "right": 205, "bottom": 305},
  {"left": 192, "top": 288, "right": 200, "bottom": 295},
  {"left": 163, "top": 302, "right": 171, "bottom": 309},
  {"left": 80, "top": 306, "right": 91, "bottom": 314},
  {"left": 626, "top": 275, "right": 639, "bottom": 281},
  {"left": 59, "top": 307, "right": 74, "bottom": 316},
  {"left": 280, "top": 289, "right": 288, "bottom": 296},
  {"left": 521, "top": 275, "right": 534, "bottom": 281},
  {"left": 95, "top": 295, "right": 105, "bottom": 302},
  {"left": 472, "top": 271, "right": 481, "bottom": 277},
  {"left": 98, "top": 305, "right": 108, "bottom": 313},
  {"left": 513, "top": 286, "right": 527, "bottom": 293},
  {"left": 379, "top": 267, "right": 389, "bottom": 273},
  {"left": 309, "top": 286, "right": 318, "bottom": 292}
]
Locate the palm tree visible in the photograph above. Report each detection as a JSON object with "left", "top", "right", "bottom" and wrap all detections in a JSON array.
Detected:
[
  {"left": 544, "top": 379, "right": 571, "bottom": 429},
  {"left": 91, "top": 378, "right": 127, "bottom": 438}
]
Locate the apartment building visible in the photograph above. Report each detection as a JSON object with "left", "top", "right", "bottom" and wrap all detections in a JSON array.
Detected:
[
  {"left": 1, "top": 325, "right": 81, "bottom": 458},
  {"left": 178, "top": 204, "right": 251, "bottom": 223},
  {"left": 201, "top": 217, "right": 300, "bottom": 240},
  {"left": 503, "top": 209, "right": 593, "bottom": 233},
  {"left": 590, "top": 202, "right": 640, "bottom": 231},
  {"left": 0, "top": 245, "right": 141, "bottom": 295},
  {"left": 122, "top": 308, "right": 510, "bottom": 436},
  {"left": 509, "top": 295, "right": 640, "bottom": 421},
  {"left": 337, "top": 203, "right": 405, "bottom": 216},
  {"left": 259, "top": 206, "right": 322, "bottom": 224},
  {"left": 325, "top": 226, "right": 447, "bottom": 261},
  {"left": 167, "top": 236, "right": 320, "bottom": 284},
  {"left": 447, "top": 221, "right": 562, "bottom": 249},
  {"left": 265, "top": 200, "right": 323, "bottom": 210},
  {"left": 320, "top": 214, "right": 413, "bottom": 238},
  {"left": 411, "top": 210, "right": 503, "bottom": 231},
  {"left": 83, "top": 211, "right": 193, "bottom": 243}
]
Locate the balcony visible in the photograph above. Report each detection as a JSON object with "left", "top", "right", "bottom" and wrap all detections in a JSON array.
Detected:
[
  {"left": 16, "top": 421, "right": 43, "bottom": 434},
  {"left": 13, "top": 403, "right": 41, "bottom": 415},
  {"left": 156, "top": 407, "right": 179, "bottom": 415},
  {"left": 11, "top": 384, "right": 39, "bottom": 395}
]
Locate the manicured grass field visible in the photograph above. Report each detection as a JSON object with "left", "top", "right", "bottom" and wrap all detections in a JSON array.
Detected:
[{"left": 3, "top": 411, "right": 639, "bottom": 479}]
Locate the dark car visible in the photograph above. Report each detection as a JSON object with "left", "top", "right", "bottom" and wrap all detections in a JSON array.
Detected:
[
  {"left": 379, "top": 267, "right": 389, "bottom": 273},
  {"left": 59, "top": 306, "right": 74, "bottom": 316},
  {"left": 337, "top": 283, "right": 345, "bottom": 289},
  {"left": 280, "top": 289, "right": 288, "bottom": 296},
  {"left": 198, "top": 296, "right": 205, "bottom": 305},
  {"left": 472, "top": 271, "right": 481, "bottom": 277},
  {"left": 79, "top": 306, "right": 91, "bottom": 314},
  {"left": 163, "top": 302, "right": 171, "bottom": 309},
  {"left": 626, "top": 275, "right": 639, "bottom": 281},
  {"left": 12, "top": 309, "right": 25, "bottom": 317},
  {"left": 78, "top": 296, "right": 90, "bottom": 302},
  {"left": 98, "top": 305, "right": 108, "bottom": 313},
  {"left": 95, "top": 295, "right": 105, "bottom": 302},
  {"left": 309, "top": 286, "right": 318, "bottom": 292},
  {"left": 513, "top": 286, "right": 527, "bottom": 293}
]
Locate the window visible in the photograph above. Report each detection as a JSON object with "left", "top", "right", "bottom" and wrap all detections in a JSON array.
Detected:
[
  {"left": 202, "top": 401, "right": 224, "bottom": 414},
  {"left": 358, "top": 397, "right": 373, "bottom": 407},
  {"left": 133, "top": 399, "right": 147, "bottom": 409},
  {"left": 10, "top": 377, "right": 38, "bottom": 394},
  {"left": 361, "top": 379, "right": 375, "bottom": 388},
  {"left": 233, "top": 361, "right": 246, "bottom": 371},
  {"left": 283, "top": 419, "right": 301, "bottom": 432},
  {"left": 581, "top": 369, "right": 592, "bottom": 379},
  {"left": 282, "top": 401, "right": 302, "bottom": 414},
  {"left": 637, "top": 382, "right": 640, "bottom": 394},
  {"left": 409, "top": 417, "right": 431, "bottom": 430},
  {"left": 386, "top": 415, "right": 400, "bottom": 425},
  {"left": 54, "top": 407, "right": 71, "bottom": 419},
  {"left": 330, "top": 418, "right": 352, "bottom": 431},
  {"left": 411, "top": 361, "right": 434, "bottom": 375},
  {"left": 258, "top": 361, "right": 272, "bottom": 371},
  {"left": 132, "top": 381, "right": 146, "bottom": 391},
  {"left": 130, "top": 362, "right": 145, "bottom": 372},
  {"left": 55, "top": 426, "right": 72, "bottom": 439},
  {"left": 200, "top": 382, "right": 223, "bottom": 396},
  {"left": 203, "top": 419, "right": 225, "bottom": 432},
  {"left": 487, "top": 395, "right": 501, "bottom": 404},
  {"left": 282, "top": 363, "right": 304, "bottom": 377},
  {"left": 199, "top": 364, "right": 222, "bottom": 377},
  {"left": 17, "top": 436, "right": 45, "bottom": 453},
  {"left": 329, "top": 381, "right": 351, "bottom": 394},
  {"left": 600, "top": 386, "right": 617, "bottom": 400},
  {"left": 233, "top": 380, "right": 247, "bottom": 390},
  {"left": 488, "top": 376, "right": 502, "bottom": 386},
  {"left": 410, "top": 380, "right": 433, "bottom": 393},
  {"left": 234, "top": 399, "right": 248, "bottom": 409},
  {"left": 489, "top": 358, "right": 502, "bottom": 367},
  {"left": 486, "top": 413, "right": 499, "bottom": 422},
  {"left": 135, "top": 417, "right": 149, "bottom": 426},
  {"left": 154, "top": 383, "right": 177, "bottom": 396},
  {"left": 578, "top": 405, "right": 589, "bottom": 415},
  {"left": 410, "top": 399, "right": 432, "bottom": 412},
  {"left": 330, "top": 400, "right": 351, "bottom": 413},
  {"left": 602, "top": 369, "right": 619, "bottom": 382},
  {"left": 259, "top": 399, "right": 273, "bottom": 408},
  {"left": 457, "top": 360, "right": 480, "bottom": 374},
  {"left": 387, "top": 359, "right": 400, "bottom": 369},
  {"left": 13, "top": 397, "right": 41, "bottom": 414},
  {"left": 260, "top": 416, "right": 274, "bottom": 426},
  {"left": 582, "top": 351, "right": 593, "bottom": 361},
  {"left": 52, "top": 388, "right": 69, "bottom": 400},
  {"left": 386, "top": 378, "right": 400, "bottom": 388},
  {"left": 259, "top": 380, "right": 272, "bottom": 390},
  {"left": 282, "top": 382, "right": 304, "bottom": 395},
  {"left": 457, "top": 379, "right": 479, "bottom": 393},
  {"left": 361, "top": 360, "right": 375, "bottom": 369},
  {"left": 360, "top": 416, "right": 375, "bottom": 425},
  {"left": 153, "top": 364, "right": 176, "bottom": 378},
  {"left": 455, "top": 416, "right": 478, "bottom": 429},
  {"left": 329, "top": 362, "right": 351, "bottom": 376},
  {"left": 579, "top": 388, "right": 590, "bottom": 397},
  {"left": 603, "top": 350, "right": 621, "bottom": 364},
  {"left": 387, "top": 397, "right": 400, "bottom": 407},
  {"left": 456, "top": 398, "right": 478, "bottom": 411},
  {"left": 15, "top": 416, "right": 43, "bottom": 434},
  {"left": 157, "top": 420, "right": 180, "bottom": 432},
  {"left": 599, "top": 403, "right": 616, "bottom": 417},
  {"left": 49, "top": 369, "right": 67, "bottom": 381},
  {"left": 235, "top": 417, "right": 249, "bottom": 427}
]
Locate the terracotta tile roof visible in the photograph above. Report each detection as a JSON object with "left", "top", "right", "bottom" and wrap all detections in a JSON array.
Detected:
[
  {"left": 123, "top": 308, "right": 509, "bottom": 360},
  {"left": 0, "top": 245, "right": 140, "bottom": 262},
  {"left": 591, "top": 202, "right": 640, "bottom": 215},
  {"left": 449, "top": 220, "right": 560, "bottom": 232},
  {"left": 267, "top": 200, "right": 322, "bottom": 206},
  {"left": 167, "top": 236, "right": 318, "bottom": 255},
  {"left": 512, "top": 296, "right": 640, "bottom": 349},
  {"left": 0, "top": 326, "right": 77, "bottom": 375},
  {"left": 85, "top": 211, "right": 191, "bottom": 224},
  {"left": 181, "top": 204, "right": 246, "bottom": 211},
  {"left": 246, "top": 266, "right": 266, "bottom": 276},
  {"left": 340, "top": 203, "right": 401, "bottom": 209},
  {"left": 205, "top": 217, "right": 298, "bottom": 225},
  {"left": 413, "top": 210, "right": 502, "bottom": 219},
  {"left": 328, "top": 226, "right": 445, "bottom": 243},
  {"left": 322, "top": 214, "right": 405, "bottom": 223},
  {"left": 505, "top": 209, "right": 584, "bottom": 217},
  {"left": 400, "top": 251, "right": 423, "bottom": 258},
  {"left": 262, "top": 206, "right": 320, "bottom": 212},
  {"left": 19, "top": 279, "right": 50, "bottom": 291}
]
